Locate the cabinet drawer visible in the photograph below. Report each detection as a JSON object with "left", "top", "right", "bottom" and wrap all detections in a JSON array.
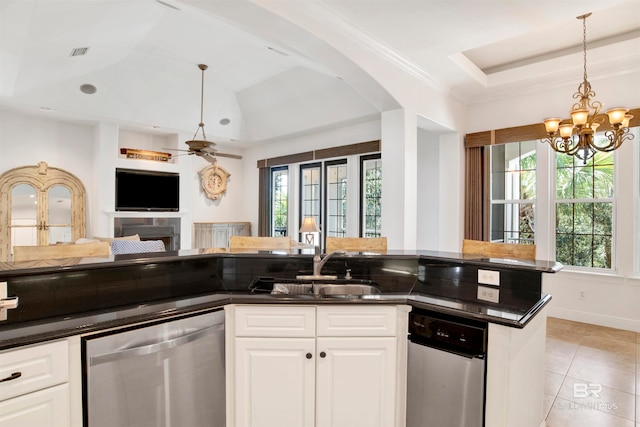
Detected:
[
  {"left": 0, "top": 340, "right": 68, "bottom": 401},
  {"left": 0, "top": 383, "right": 70, "bottom": 427},
  {"left": 317, "top": 306, "right": 398, "bottom": 337},
  {"left": 234, "top": 306, "right": 316, "bottom": 337}
]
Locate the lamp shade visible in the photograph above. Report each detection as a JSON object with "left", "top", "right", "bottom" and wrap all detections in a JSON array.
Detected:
[{"left": 299, "top": 217, "right": 319, "bottom": 233}]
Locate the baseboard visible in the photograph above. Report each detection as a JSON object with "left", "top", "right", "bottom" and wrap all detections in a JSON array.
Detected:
[{"left": 547, "top": 306, "right": 640, "bottom": 332}]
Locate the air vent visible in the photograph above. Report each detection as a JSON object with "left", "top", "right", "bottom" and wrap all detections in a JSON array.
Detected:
[{"left": 70, "top": 47, "right": 90, "bottom": 57}]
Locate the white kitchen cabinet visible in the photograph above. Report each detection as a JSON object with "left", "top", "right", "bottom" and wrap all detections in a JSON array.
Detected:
[
  {"left": 194, "top": 222, "right": 251, "bottom": 248},
  {"left": 0, "top": 339, "right": 71, "bottom": 427},
  {"left": 226, "top": 304, "right": 409, "bottom": 427},
  {"left": 0, "top": 383, "right": 69, "bottom": 427},
  {"left": 316, "top": 337, "right": 397, "bottom": 427},
  {"left": 234, "top": 338, "right": 316, "bottom": 427}
]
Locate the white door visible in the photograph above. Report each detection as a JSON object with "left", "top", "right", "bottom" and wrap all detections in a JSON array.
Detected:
[
  {"left": 316, "top": 337, "right": 397, "bottom": 427},
  {"left": 0, "top": 384, "right": 70, "bottom": 427},
  {"left": 234, "top": 338, "right": 316, "bottom": 427}
]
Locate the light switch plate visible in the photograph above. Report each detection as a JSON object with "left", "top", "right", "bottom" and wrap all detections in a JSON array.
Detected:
[
  {"left": 477, "top": 285, "right": 500, "bottom": 303},
  {"left": 478, "top": 269, "right": 500, "bottom": 286}
]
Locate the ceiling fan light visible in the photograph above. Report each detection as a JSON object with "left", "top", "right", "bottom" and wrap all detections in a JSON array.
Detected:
[
  {"left": 605, "top": 108, "right": 629, "bottom": 125},
  {"left": 621, "top": 114, "right": 633, "bottom": 128}
]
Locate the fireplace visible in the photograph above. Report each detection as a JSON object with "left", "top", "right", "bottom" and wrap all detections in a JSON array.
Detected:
[{"left": 114, "top": 218, "right": 180, "bottom": 251}]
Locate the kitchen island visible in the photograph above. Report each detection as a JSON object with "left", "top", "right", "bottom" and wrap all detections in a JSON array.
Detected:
[{"left": 0, "top": 249, "right": 559, "bottom": 427}]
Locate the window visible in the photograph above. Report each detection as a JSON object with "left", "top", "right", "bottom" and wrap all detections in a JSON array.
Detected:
[
  {"left": 489, "top": 141, "right": 536, "bottom": 245},
  {"left": 555, "top": 148, "right": 614, "bottom": 269},
  {"left": 300, "top": 163, "right": 321, "bottom": 241},
  {"left": 271, "top": 167, "right": 288, "bottom": 236},
  {"left": 361, "top": 155, "right": 382, "bottom": 237},
  {"left": 325, "top": 160, "right": 347, "bottom": 237}
]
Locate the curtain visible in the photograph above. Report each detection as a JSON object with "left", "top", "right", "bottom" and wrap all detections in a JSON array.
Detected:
[
  {"left": 257, "top": 167, "right": 270, "bottom": 236},
  {"left": 464, "top": 146, "right": 484, "bottom": 240}
]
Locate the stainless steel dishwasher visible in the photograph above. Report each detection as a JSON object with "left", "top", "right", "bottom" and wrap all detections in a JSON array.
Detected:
[
  {"left": 406, "top": 308, "right": 487, "bottom": 427},
  {"left": 83, "top": 309, "right": 225, "bottom": 427}
]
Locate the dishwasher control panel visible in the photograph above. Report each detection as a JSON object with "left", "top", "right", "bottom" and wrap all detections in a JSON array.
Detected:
[{"left": 409, "top": 309, "right": 487, "bottom": 356}]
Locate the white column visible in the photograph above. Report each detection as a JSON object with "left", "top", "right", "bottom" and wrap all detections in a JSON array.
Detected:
[
  {"left": 92, "top": 122, "right": 119, "bottom": 237},
  {"left": 381, "top": 109, "right": 417, "bottom": 250}
]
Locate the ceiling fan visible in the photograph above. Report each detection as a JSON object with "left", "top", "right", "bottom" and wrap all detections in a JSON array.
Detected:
[{"left": 166, "top": 64, "right": 242, "bottom": 162}]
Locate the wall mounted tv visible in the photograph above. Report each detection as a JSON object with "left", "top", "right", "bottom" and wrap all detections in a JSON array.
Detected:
[{"left": 115, "top": 168, "right": 179, "bottom": 212}]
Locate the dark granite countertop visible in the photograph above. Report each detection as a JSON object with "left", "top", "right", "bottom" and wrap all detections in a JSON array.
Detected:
[
  {"left": 0, "top": 248, "right": 562, "bottom": 276},
  {"left": 0, "top": 289, "right": 551, "bottom": 351},
  {"left": 0, "top": 250, "right": 558, "bottom": 350}
]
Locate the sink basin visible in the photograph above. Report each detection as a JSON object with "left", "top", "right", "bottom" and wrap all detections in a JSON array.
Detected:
[
  {"left": 317, "top": 284, "right": 381, "bottom": 298},
  {"left": 249, "top": 277, "right": 381, "bottom": 298}
]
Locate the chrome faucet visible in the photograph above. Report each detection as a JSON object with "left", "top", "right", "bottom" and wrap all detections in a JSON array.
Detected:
[{"left": 313, "top": 250, "right": 346, "bottom": 277}]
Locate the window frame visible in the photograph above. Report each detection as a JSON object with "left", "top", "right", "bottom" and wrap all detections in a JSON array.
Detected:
[
  {"left": 270, "top": 166, "right": 289, "bottom": 237},
  {"left": 360, "top": 153, "right": 382, "bottom": 238},
  {"left": 551, "top": 147, "right": 617, "bottom": 272}
]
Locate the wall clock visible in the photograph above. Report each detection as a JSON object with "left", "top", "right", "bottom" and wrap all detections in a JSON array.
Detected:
[{"left": 199, "top": 164, "right": 230, "bottom": 201}]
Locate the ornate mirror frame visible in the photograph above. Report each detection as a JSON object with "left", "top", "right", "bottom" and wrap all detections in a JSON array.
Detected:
[{"left": 0, "top": 161, "right": 86, "bottom": 262}]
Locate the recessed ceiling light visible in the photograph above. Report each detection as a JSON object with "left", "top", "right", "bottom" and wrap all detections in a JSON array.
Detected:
[
  {"left": 80, "top": 84, "right": 97, "bottom": 94},
  {"left": 219, "top": 118, "right": 231, "bottom": 125}
]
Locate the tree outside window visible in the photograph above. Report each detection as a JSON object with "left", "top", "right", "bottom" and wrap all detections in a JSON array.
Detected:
[{"left": 555, "top": 149, "right": 614, "bottom": 269}]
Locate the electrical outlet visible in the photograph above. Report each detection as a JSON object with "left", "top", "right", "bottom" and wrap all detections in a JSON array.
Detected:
[
  {"left": 578, "top": 290, "right": 587, "bottom": 301},
  {"left": 478, "top": 269, "right": 500, "bottom": 286},
  {"left": 477, "top": 285, "right": 500, "bottom": 303}
]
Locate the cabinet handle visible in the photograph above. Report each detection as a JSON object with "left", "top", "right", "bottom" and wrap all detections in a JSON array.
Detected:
[
  {"left": 0, "top": 372, "right": 22, "bottom": 383},
  {"left": 320, "top": 351, "right": 326, "bottom": 358},
  {"left": 306, "top": 353, "right": 312, "bottom": 359}
]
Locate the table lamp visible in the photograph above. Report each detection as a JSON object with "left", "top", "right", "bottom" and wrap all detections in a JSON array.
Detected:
[{"left": 299, "top": 217, "right": 319, "bottom": 246}]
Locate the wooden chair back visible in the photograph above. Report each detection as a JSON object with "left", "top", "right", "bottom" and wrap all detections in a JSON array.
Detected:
[
  {"left": 325, "top": 237, "right": 387, "bottom": 254},
  {"left": 461, "top": 239, "right": 536, "bottom": 260},
  {"left": 13, "top": 242, "right": 111, "bottom": 262},
  {"left": 229, "top": 236, "right": 291, "bottom": 250}
]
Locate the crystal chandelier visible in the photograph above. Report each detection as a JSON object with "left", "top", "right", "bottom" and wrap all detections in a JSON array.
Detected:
[{"left": 542, "top": 13, "right": 634, "bottom": 164}]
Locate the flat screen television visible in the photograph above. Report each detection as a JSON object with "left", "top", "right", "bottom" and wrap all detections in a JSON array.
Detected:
[{"left": 115, "top": 168, "right": 179, "bottom": 212}]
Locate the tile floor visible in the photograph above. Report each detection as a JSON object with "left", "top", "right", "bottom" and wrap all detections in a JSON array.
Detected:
[{"left": 545, "top": 317, "right": 639, "bottom": 426}]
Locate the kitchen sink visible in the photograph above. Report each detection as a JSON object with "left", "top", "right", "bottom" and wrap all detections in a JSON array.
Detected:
[{"left": 249, "top": 277, "right": 381, "bottom": 298}]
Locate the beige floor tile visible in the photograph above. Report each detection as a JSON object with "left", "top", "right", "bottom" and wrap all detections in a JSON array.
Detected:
[
  {"left": 547, "top": 325, "right": 585, "bottom": 344},
  {"left": 546, "top": 370, "right": 565, "bottom": 396},
  {"left": 580, "top": 335, "right": 637, "bottom": 357},
  {"left": 558, "top": 376, "right": 636, "bottom": 421},
  {"left": 544, "top": 393, "right": 556, "bottom": 419},
  {"left": 585, "top": 324, "right": 638, "bottom": 344},
  {"left": 546, "top": 397, "right": 634, "bottom": 427},
  {"left": 567, "top": 358, "right": 636, "bottom": 395},
  {"left": 573, "top": 345, "right": 636, "bottom": 374},
  {"left": 548, "top": 317, "right": 590, "bottom": 334},
  {"left": 547, "top": 351, "right": 574, "bottom": 376}
]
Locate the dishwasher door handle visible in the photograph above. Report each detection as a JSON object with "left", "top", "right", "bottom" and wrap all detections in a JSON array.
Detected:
[{"left": 89, "top": 322, "right": 224, "bottom": 366}]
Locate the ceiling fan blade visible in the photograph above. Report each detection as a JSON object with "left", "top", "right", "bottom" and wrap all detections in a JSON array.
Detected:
[
  {"left": 162, "top": 148, "right": 192, "bottom": 153},
  {"left": 214, "top": 152, "right": 243, "bottom": 160}
]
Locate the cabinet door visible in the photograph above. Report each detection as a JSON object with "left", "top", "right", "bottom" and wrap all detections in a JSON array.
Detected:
[
  {"left": 0, "top": 384, "right": 70, "bottom": 427},
  {"left": 193, "top": 223, "right": 214, "bottom": 248},
  {"left": 230, "top": 223, "right": 250, "bottom": 237},
  {"left": 316, "top": 337, "right": 397, "bottom": 427},
  {"left": 234, "top": 338, "right": 315, "bottom": 427},
  {"left": 212, "top": 225, "right": 230, "bottom": 248}
]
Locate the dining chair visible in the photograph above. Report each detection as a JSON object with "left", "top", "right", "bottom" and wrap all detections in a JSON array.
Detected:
[
  {"left": 461, "top": 239, "right": 536, "bottom": 260},
  {"left": 325, "top": 237, "right": 387, "bottom": 254},
  {"left": 229, "top": 236, "right": 292, "bottom": 250}
]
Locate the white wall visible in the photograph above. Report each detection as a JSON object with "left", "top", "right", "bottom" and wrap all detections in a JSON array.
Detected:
[
  {"left": 0, "top": 109, "right": 246, "bottom": 248},
  {"left": 468, "top": 70, "right": 640, "bottom": 332}
]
